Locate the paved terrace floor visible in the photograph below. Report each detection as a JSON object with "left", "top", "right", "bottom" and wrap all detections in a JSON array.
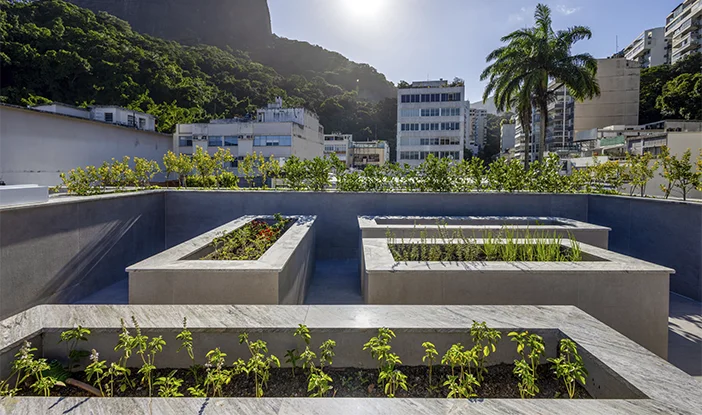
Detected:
[{"left": 77, "top": 260, "right": 701, "bottom": 380}]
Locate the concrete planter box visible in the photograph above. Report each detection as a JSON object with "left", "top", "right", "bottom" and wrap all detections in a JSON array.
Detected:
[
  {"left": 0, "top": 184, "right": 48, "bottom": 207},
  {"left": 359, "top": 215, "right": 611, "bottom": 248},
  {"left": 0, "top": 304, "right": 700, "bottom": 414},
  {"left": 361, "top": 237, "right": 673, "bottom": 358},
  {"left": 127, "top": 215, "right": 316, "bottom": 305}
]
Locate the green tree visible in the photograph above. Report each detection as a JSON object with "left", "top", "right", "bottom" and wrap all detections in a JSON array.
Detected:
[
  {"left": 192, "top": 147, "right": 217, "bottom": 187},
  {"left": 639, "top": 52, "right": 701, "bottom": 124},
  {"left": 656, "top": 73, "right": 702, "bottom": 120},
  {"left": 481, "top": 3, "right": 600, "bottom": 162}
]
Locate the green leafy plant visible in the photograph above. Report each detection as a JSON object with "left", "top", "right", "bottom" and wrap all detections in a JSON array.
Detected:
[
  {"left": 443, "top": 373, "right": 479, "bottom": 399},
  {"left": 0, "top": 341, "right": 62, "bottom": 397},
  {"left": 59, "top": 325, "right": 91, "bottom": 372},
  {"left": 283, "top": 155, "right": 307, "bottom": 190},
  {"left": 176, "top": 317, "right": 201, "bottom": 384},
  {"left": 509, "top": 331, "right": 546, "bottom": 398},
  {"left": 547, "top": 339, "right": 588, "bottom": 399},
  {"left": 154, "top": 370, "right": 184, "bottom": 397},
  {"left": 112, "top": 318, "right": 136, "bottom": 393},
  {"left": 132, "top": 316, "right": 166, "bottom": 398},
  {"left": 203, "top": 215, "right": 290, "bottom": 260},
  {"left": 237, "top": 333, "right": 280, "bottom": 398},
  {"left": 421, "top": 341, "right": 438, "bottom": 387},
  {"left": 202, "top": 347, "right": 232, "bottom": 397},
  {"left": 133, "top": 157, "right": 161, "bottom": 188},
  {"left": 470, "top": 321, "right": 502, "bottom": 383},
  {"left": 363, "top": 328, "right": 407, "bottom": 398},
  {"left": 285, "top": 349, "right": 301, "bottom": 376},
  {"left": 84, "top": 348, "right": 108, "bottom": 397}
]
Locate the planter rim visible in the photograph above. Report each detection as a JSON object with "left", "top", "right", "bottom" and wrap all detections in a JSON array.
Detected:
[{"left": 359, "top": 215, "right": 612, "bottom": 231}]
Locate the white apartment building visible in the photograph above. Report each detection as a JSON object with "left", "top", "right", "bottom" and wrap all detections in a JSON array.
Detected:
[
  {"left": 469, "top": 107, "right": 488, "bottom": 148},
  {"left": 623, "top": 27, "right": 669, "bottom": 68},
  {"left": 174, "top": 98, "right": 324, "bottom": 170},
  {"left": 396, "top": 80, "right": 465, "bottom": 166},
  {"left": 323, "top": 133, "right": 351, "bottom": 165},
  {"left": 33, "top": 103, "right": 157, "bottom": 131},
  {"left": 666, "top": 0, "right": 702, "bottom": 64}
]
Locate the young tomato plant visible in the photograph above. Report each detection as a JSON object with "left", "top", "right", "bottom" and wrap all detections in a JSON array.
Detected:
[{"left": 547, "top": 339, "right": 588, "bottom": 398}]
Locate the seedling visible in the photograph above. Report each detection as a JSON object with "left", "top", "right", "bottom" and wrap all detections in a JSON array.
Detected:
[
  {"left": 421, "top": 341, "right": 438, "bottom": 386},
  {"left": 547, "top": 339, "right": 588, "bottom": 398},
  {"left": 470, "top": 320, "right": 502, "bottom": 382},
  {"left": 59, "top": 325, "right": 91, "bottom": 372},
  {"left": 237, "top": 333, "right": 280, "bottom": 398},
  {"left": 509, "top": 331, "right": 545, "bottom": 398},
  {"left": 363, "top": 328, "right": 406, "bottom": 397}
]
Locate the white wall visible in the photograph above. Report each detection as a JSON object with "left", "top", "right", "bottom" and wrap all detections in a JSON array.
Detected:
[{"left": 0, "top": 105, "right": 172, "bottom": 186}]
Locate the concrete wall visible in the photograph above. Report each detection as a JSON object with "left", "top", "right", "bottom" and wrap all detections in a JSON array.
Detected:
[
  {"left": 0, "top": 105, "right": 172, "bottom": 186},
  {"left": 0, "top": 192, "right": 165, "bottom": 319},
  {"left": 587, "top": 195, "right": 702, "bottom": 301},
  {"left": 165, "top": 192, "right": 589, "bottom": 259}
]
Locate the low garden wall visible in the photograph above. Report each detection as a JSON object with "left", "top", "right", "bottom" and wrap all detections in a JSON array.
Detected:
[
  {"left": 127, "top": 215, "right": 315, "bottom": 305},
  {"left": 0, "top": 304, "right": 700, "bottom": 413}
]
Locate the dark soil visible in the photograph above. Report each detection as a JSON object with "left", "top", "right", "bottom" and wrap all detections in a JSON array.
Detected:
[
  {"left": 28, "top": 364, "right": 590, "bottom": 399},
  {"left": 201, "top": 217, "right": 292, "bottom": 261}
]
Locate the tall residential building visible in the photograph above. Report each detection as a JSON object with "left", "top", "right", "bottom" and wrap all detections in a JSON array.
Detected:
[
  {"left": 623, "top": 27, "right": 669, "bottom": 68},
  {"left": 500, "top": 122, "right": 516, "bottom": 154},
  {"left": 396, "top": 80, "right": 465, "bottom": 166},
  {"left": 323, "top": 133, "right": 351, "bottom": 165},
  {"left": 469, "top": 108, "right": 488, "bottom": 148},
  {"left": 174, "top": 97, "right": 324, "bottom": 170},
  {"left": 666, "top": 0, "right": 702, "bottom": 64}
]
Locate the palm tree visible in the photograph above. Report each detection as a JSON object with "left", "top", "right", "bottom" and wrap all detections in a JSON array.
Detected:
[{"left": 481, "top": 3, "right": 600, "bottom": 162}]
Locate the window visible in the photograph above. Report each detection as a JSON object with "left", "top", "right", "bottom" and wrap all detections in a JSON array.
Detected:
[
  {"left": 208, "top": 135, "right": 223, "bottom": 146},
  {"left": 401, "top": 94, "right": 420, "bottom": 103},
  {"left": 400, "top": 108, "right": 420, "bottom": 117},
  {"left": 139, "top": 118, "right": 146, "bottom": 129},
  {"left": 224, "top": 136, "right": 238, "bottom": 146},
  {"left": 254, "top": 135, "right": 292, "bottom": 146},
  {"left": 127, "top": 114, "right": 135, "bottom": 126},
  {"left": 441, "top": 122, "right": 460, "bottom": 131},
  {"left": 421, "top": 108, "right": 440, "bottom": 117},
  {"left": 441, "top": 108, "right": 461, "bottom": 116},
  {"left": 401, "top": 123, "right": 419, "bottom": 131},
  {"left": 179, "top": 136, "right": 193, "bottom": 147},
  {"left": 104, "top": 112, "right": 113, "bottom": 123}
]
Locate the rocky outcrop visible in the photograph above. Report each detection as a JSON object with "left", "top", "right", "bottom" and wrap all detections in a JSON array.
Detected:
[{"left": 68, "top": 0, "right": 272, "bottom": 50}]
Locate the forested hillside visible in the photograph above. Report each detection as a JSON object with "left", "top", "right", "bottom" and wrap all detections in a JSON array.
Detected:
[{"left": 0, "top": 0, "right": 397, "bottom": 152}]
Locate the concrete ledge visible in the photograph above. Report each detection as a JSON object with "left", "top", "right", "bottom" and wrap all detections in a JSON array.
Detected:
[
  {"left": 0, "top": 305, "right": 700, "bottom": 414},
  {"left": 359, "top": 215, "right": 611, "bottom": 249},
  {"left": 362, "top": 237, "right": 673, "bottom": 359},
  {"left": 127, "top": 215, "right": 316, "bottom": 305},
  {"left": 0, "top": 184, "right": 48, "bottom": 207}
]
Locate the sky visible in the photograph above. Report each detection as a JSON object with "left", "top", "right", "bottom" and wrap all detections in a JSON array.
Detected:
[{"left": 268, "top": 0, "right": 680, "bottom": 102}]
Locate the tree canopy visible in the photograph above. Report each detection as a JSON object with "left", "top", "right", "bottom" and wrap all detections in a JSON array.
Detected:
[{"left": 639, "top": 53, "right": 702, "bottom": 123}]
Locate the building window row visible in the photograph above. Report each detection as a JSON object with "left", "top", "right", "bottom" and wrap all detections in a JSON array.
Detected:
[
  {"left": 400, "top": 107, "right": 462, "bottom": 118},
  {"left": 400, "top": 92, "right": 462, "bottom": 103},
  {"left": 401, "top": 122, "right": 461, "bottom": 132},
  {"left": 400, "top": 137, "right": 461, "bottom": 146},
  {"left": 399, "top": 151, "right": 460, "bottom": 160},
  {"left": 324, "top": 145, "right": 347, "bottom": 152},
  {"left": 179, "top": 136, "right": 193, "bottom": 147},
  {"left": 253, "top": 135, "right": 292, "bottom": 147}
]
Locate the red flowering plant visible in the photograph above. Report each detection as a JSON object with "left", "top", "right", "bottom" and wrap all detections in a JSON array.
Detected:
[{"left": 203, "top": 214, "right": 291, "bottom": 260}]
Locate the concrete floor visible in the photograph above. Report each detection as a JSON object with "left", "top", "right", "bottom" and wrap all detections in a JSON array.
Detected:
[{"left": 75, "top": 261, "right": 702, "bottom": 380}]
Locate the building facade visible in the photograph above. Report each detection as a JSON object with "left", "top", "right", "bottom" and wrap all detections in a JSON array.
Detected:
[
  {"left": 323, "top": 133, "right": 351, "bottom": 164},
  {"left": 623, "top": 27, "right": 669, "bottom": 68},
  {"left": 469, "top": 107, "right": 488, "bottom": 148},
  {"left": 33, "top": 103, "right": 157, "bottom": 131},
  {"left": 396, "top": 80, "right": 465, "bottom": 166},
  {"left": 666, "top": 0, "right": 702, "bottom": 64},
  {"left": 500, "top": 122, "right": 516, "bottom": 154},
  {"left": 174, "top": 98, "right": 324, "bottom": 171},
  {"left": 349, "top": 140, "right": 390, "bottom": 169},
  {"left": 0, "top": 104, "right": 171, "bottom": 186}
]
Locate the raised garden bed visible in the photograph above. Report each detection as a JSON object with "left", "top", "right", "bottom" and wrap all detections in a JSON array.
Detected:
[
  {"left": 0, "top": 305, "right": 700, "bottom": 414},
  {"left": 361, "top": 236, "right": 673, "bottom": 359},
  {"left": 127, "top": 215, "right": 316, "bottom": 305},
  {"left": 358, "top": 215, "right": 611, "bottom": 249}
]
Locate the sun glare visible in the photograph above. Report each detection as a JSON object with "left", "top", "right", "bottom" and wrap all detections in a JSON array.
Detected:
[{"left": 341, "top": 0, "right": 386, "bottom": 18}]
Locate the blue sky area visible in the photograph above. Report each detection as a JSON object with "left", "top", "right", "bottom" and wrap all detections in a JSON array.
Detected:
[{"left": 268, "top": 0, "right": 680, "bottom": 102}]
